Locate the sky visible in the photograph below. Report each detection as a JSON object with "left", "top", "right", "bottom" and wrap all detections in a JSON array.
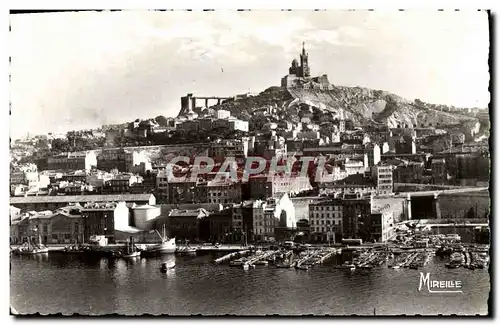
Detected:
[{"left": 9, "top": 10, "right": 490, "bottom": 139}]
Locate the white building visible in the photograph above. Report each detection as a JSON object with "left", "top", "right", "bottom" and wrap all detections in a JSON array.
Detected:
[{"left": 217, "top": 110, "right": 231, "bottom": 119}]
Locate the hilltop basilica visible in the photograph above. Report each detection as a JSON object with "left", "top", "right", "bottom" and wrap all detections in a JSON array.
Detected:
[{"left": 281, "top": 43, "right": 333, "bottom": 90}]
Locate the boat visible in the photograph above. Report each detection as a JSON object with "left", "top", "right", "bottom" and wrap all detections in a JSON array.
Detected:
[
  {"left": 392, "top": 265, "right": 400, "bottom": 269},
  {"left": 62, "top": 243, "right": 90, "bottom": 254},
  {"left": 160, "top": 261, "right": 176, "bottom": 272},
  {"left": 120, "top": 237, "right": 141, "bottom": 258},
  {"left": 254, "top": 260, "right": 269, "bottom": 266},
  {"left": 349, "top": 265, "right": 356, "bottom": 272},
  {"left": 242, "top": 263, "right": 255, "bottom": 270},
  {"left": 445, "top": 263, "right": 460, "bottom": 269},
  {"left": 122, "top": 251, "right": 141, "bottom": 258},
  {"left": 176, "top": 246, "right": 197, "bottom": 255},
  {"left": 12, "top": 236, "right": 49, "bottom": 255},
  {"left": 142, "top": 229, "right": 176, "bottom": 256}
]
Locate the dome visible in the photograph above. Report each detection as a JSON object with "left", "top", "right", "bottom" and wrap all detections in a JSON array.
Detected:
[{"left": 291, "top": 58, "right": 299, "bottom": 67}]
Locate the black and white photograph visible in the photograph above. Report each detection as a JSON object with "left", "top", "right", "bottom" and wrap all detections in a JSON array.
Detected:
[{"left": 8, "top": 9, "right": 491, "bottom": 316}]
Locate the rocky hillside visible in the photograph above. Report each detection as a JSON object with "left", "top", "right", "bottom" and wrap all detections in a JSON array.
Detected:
[{"left": 209, "top": 85, "right": 479, "bottom": 130}]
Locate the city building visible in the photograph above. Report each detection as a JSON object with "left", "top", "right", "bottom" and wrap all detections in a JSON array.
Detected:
[
  {"left": 217, "top": 110, "right": 231, "bottom": 120},
  {"left": 308, "top": 199, "right": 343, "bottom": 243},
  {"left": 431, "top": 158, "right": 447, "bottom": 184},
  {"left": 167, "top": 208, "right": 209, "bottom": 241},
  {"left": 395, "top": 136, "right": 417, "bottom": 155},
  {"left": 81, "top": 201, "right": 130, "bottom": 244},
  {"left": 392, "top": 161, "right": 424, "bottom": 183},
  {"left": 371, "top": 164, "right": 393, "bottom": 196},
  {"left": 248, "top": 174, "right": 312, "bottom": 200},
  {"left": 106, "top": 174, "right": 141, "bottom": 193},
  {"left": 342, "top": 193, "right": 372, "bottom": 240},
  {"left": 47, "top": 151, "right": 97, "bottom": 172},
  {"left": 209, "top": 139, "right": 249, "bottom": 159},
  {"left": 207, "top": 178, "right": 242, "bottom": 204},
  {"left": 198, "top": 207, "right": 233, "bottom": 243},
  {"left": 97, "top": 148, "right": 127, "bottom": 172},
  {"left": 368, "top": 207, "right": 395, "bottom": 243},
  {"left": 10, "top": 193, "right": 156, "bottom": 213}
]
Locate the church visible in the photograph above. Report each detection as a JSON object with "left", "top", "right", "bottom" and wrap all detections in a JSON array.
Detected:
[{"left": 281, "top": 43, "right": 333, "bottom": 90}]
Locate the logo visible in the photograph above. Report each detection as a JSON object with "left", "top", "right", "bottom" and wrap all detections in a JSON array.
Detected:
[{"left": 418, "top": 272, "right": 463, "bottom": 293}]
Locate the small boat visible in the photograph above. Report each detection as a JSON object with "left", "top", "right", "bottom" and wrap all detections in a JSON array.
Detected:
[
  {"left": 345, "top": 264, "right": 356, "bottom": 272},
  {"left": 392, "top": 265, "right": 401, "bottom": 269},
  {"left": 409, "top": 264, "right": 418, "bottom": 270},
  {"left": 160, "top": 261, "right": 175, "bottom": 272},
  {"left": 176, "top": 246, "right": 197, "bottom": 255},
  {"left": 254, "top": 260, "right": 269, "bottom": 266},
  {"left": 242, "top": 264, "right": 250, "bottom": 270},
  {"left": 230, "top": 258, "right": 247, "bottom": 266}
]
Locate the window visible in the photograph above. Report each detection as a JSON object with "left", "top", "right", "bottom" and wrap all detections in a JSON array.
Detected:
[{"left": 52, "top": 234, "right": 58, "bottom": 240}]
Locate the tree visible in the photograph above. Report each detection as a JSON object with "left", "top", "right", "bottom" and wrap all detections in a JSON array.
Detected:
[{"left": 155, "top": 115, "right": 170, "bottom": 126}]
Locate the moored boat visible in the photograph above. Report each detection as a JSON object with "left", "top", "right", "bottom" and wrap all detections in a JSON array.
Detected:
[
  {"left": 176, "top": 246, "right": 197, "bottom": 255},
  {"left": 12, "top": 235, "right": 49, "bottom": 255},
  {"left": 142, "top": 229, "right": 176, "bottom": 256}
]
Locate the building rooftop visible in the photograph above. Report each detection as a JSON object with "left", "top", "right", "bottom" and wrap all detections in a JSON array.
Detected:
[
  {"left": 10, "top": 193, "right": 154, "bottom": 204},
  {"left": 82, "top": 202, "right": 121, "bottom": 211}
]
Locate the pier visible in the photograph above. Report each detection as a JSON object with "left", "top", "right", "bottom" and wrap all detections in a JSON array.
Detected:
[
  {"left": 244, "top": 251, "right": 277, "bottom": 267},
  {"left": 214, "top": 250, "right": 251, "bottom": 264}
]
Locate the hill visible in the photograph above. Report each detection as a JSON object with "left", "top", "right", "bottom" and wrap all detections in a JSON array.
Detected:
[{"left": 209, "top": 85, "right": 480, "bottom": 131}]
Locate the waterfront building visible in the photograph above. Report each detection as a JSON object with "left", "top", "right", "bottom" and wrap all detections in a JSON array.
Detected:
[
  {"left": 81, "top": 201, "right": 129, "bottom": 244},
  {"left": 10, "top": 193, "right": 156, "bottom": 213},
  {"left": 369, "top": 206, "right": 395, "bottom": 243},
  {"left": 342, "top": 193, "right": 372, "bottom": 240},
  {"left": 198, "top": 207, "right": 233, "bottom": 243},
  {"left": 308, "top": 199, "right": 343, "bottom": 243},
  {"left": 132, "top": 204, "right": 161, "bottom": 230},
  {"left": 167, "top": 208, "right": 209, "bottom": 241}
]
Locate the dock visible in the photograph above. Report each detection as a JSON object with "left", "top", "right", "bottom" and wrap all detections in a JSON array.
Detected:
[
  {"left": 214, "top": 250, "right": 251, "bottom": 264},
  {"left": 315, "top": 249, "right": 337, "bottom": 265},
  {"left": 244, "top": 251, "right": 277, "bottom": 267}
]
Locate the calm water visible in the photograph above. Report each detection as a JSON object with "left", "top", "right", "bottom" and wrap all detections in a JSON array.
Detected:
[{"left": 10, "top": 253, "right": 490, "bottom": 316}]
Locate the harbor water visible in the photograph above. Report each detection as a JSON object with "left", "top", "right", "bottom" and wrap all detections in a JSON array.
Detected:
[{"left": 10, "top": 252, "right": 489, "bottom": 315}]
